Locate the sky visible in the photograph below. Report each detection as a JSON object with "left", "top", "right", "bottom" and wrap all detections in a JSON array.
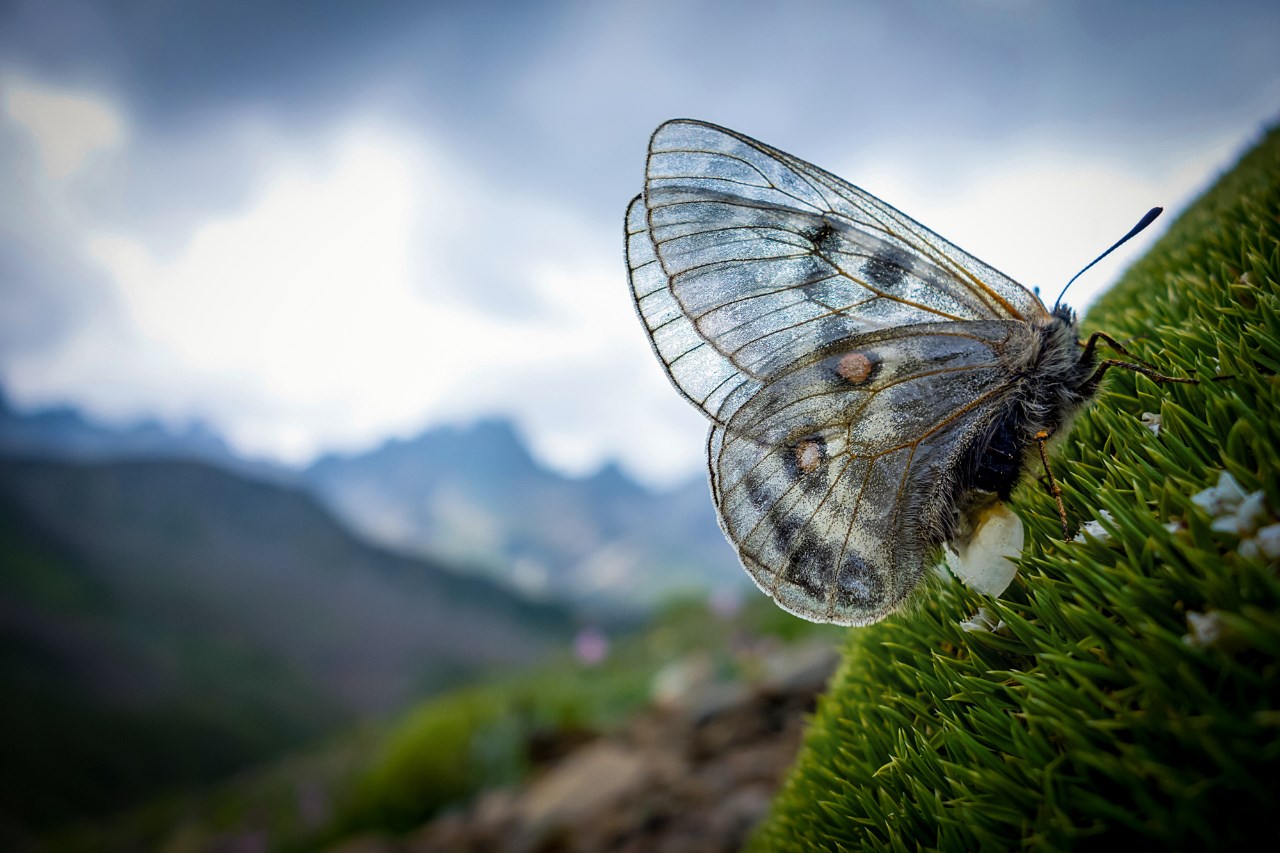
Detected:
[{"left": 0, "top": 0, "right": 1277, "bottom": 487}]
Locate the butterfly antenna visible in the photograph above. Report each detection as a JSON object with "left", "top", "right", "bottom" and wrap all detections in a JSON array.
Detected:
[{"left": 1053, "top": 206, "right": 1163, "bottom": 311}]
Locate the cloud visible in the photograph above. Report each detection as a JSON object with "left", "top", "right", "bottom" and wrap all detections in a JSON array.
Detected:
[
  {"left": 0, "top": 75, "right": 130, "bottom": 365},
  {"left": 0, "top": 66, "right": 1269, "bottom": 489},
  {"left": 0, "top": 1, "right": 1276, "bottom": 488},
  {"left": 1, "top": 86, "right": 702, "bottom": 483},
  {"left": 825, "top": 126, "right": 1252, "bottom": 313},
  {"left": 1, "top": 73, "right": 126, "bottom": 178}
]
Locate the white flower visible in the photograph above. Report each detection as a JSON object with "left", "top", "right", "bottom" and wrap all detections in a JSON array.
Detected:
[
  {"left": 1241, "top": 523, "right": 1280, "bottom": 561},
  {"left": 1209, "top": 489, "right": 1268, "bottom": 536},
  {"left": 1183, "top": 610, "right": 1225, "bottom": 648},
  {"left": 1191, "top": 471, "right": 1247, "bottom": 516},
  {"left": 960, "top": 606, "right": 1006, "bottom": 634},
  {"left": 1255, "top": 523, "right": 1280, "bottom": 559},
  {"left": 1236, "top": 491, "right": 1270, "bottom": 533},
  {"left": 1192, "top": 471, "right": 1276, "bottom": 557},
  {"left": 1074, "top": 510, "right": 1114, "bottom": 544}
]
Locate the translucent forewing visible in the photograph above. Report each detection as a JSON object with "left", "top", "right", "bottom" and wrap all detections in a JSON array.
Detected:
[
  {"left": 643, "top": 121, "right": 1048, "bottom": 393},
  {"left": 626, "top": 194, "right": 761, "bottom": 421}
]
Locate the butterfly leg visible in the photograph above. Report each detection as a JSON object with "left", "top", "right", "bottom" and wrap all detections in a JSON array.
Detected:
[
  {"left": 1077, "top": 359, "right": 1200, "bottom": 398},
  {"left": 1081, "top": 333, "right": 1234, "bottom": 386},
  {"left": 1034, "top": 430, "right": 1071, "bottom": 541},
  {"left": 1079, "top": 331, "right": 1160, "bottom": 370}
]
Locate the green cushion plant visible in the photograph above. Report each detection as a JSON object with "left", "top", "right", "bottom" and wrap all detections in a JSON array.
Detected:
[{"left": 753, "top": 125, "right": 1280, "bottom": 851}]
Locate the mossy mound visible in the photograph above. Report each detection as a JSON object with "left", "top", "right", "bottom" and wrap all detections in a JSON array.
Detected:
[{"left": 753, "top": 126, "right": 1280, "bottom": 851}]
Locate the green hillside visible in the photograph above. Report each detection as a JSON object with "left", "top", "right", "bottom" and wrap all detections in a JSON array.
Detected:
[
  {"left": 0, "top": 456, "right": 569, "bottom": 837},
  {"left": 754, "top": 126, "right": 1280, "bottom": 850},
  {"left": 41, "top": 596, "right": 842, "bottom": 852},
  {"left": 0, "top": 491, "right": 339, "bottom": 832}
]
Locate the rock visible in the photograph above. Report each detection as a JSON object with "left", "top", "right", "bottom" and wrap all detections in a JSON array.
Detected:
[
  {"left": 758, "top": 642, "right": 839, "bottom": 696},
  {"left": 408, "top": 640, "right": 839, "bottom": 852},
  {"left": 650, "top": 653, "right": 715, "bottom": 710},
  {"left": 518, "top": 742, "right": 650, "bottom": 834}
]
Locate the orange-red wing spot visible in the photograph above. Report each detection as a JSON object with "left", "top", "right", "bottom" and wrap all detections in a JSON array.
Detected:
[
  {"left": 795, "top": 440, "right": 824, "bottom": 473},
  {"left": 836, "top": 352, "right": 874, "bottom": 385}
]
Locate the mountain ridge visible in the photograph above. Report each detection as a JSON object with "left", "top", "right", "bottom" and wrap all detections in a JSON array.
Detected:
[
  {"left": 0, "top": 396, "right": 745, "bottom": 613},
  {"left": 303, "top": 418, "right": 743, "bottom": 613},
  {"left": 0, "top": 451, "right": 571, "bottom": 830}
]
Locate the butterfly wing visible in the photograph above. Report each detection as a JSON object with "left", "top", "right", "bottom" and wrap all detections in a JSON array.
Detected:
[
  {"left": 709, "top": 320, "right": 1031, "bottom": 625},
  {"left": 627, "top": 119, "right": 1047, "bottom": 625},
  {"left": 641, "top": 119, "right": 1048, "bottom": 407},
  {"left": 627, "top": 193, "right": 760, "bottom": 420}
]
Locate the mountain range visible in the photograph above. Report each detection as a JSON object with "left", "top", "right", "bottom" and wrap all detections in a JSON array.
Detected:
[
  {"left": 0, "top": 393, "right": 745, "bottom": 829},
  {"left": 0, "top": 393, "right": 747, "bottom": 614},
  {"left": 303, "top": 420, "right": 744, "bottom": 613},
  {"left": 0, "top": 452, "right": 570, "bottom": 830}
]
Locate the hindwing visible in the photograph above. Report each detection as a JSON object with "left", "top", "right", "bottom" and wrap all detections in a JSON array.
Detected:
[{"left": 708, "top": 322, "right": 1028, "bottom": 624}]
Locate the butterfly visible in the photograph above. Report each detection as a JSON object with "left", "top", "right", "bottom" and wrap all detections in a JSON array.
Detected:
[{"left": 625, "top": 119, "right": 1191, "bottom": 626}]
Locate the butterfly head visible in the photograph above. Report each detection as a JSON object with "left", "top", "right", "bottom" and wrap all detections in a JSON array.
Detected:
[
  {"left": 1049, "top": 302, "right": 1077, "bottom": 326},
  {"left": 1033, "top": 302, "right": 1082, "bottom": 359}
]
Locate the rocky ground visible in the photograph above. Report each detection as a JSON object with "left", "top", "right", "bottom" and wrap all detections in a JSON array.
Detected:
[{"left": 338, "top": 642, "right": 839, "bottom": 853}]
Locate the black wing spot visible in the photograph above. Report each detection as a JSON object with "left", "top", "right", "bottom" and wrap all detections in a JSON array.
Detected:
[
  {"left": 769, "top": 510, "right": 805, "bottom": 552},
  {"left": 785, "top": 535, "right": 836, "bottom": 598},
  {"left": 863, "top": 249, "right": 912, "bottom": 291},
  {"left": 744, "top": 475, "right": 772, "bottom": 512},
  {"left": 804, "top": 221, "right": 838, "bottom": 254},
  {"left": 835, "top": 554, "right": 883, "bottom": 608}
]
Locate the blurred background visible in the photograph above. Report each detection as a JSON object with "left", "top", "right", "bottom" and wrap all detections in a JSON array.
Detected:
[{"left": 1, "top": 0, "right": 1277, "bottom": 848}]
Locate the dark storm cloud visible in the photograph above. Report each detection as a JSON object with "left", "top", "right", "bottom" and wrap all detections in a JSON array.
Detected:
[
  {"left": 9, "top": 1, "right": 1274, "bottom": 169},
  {"left": 5, "top": 0, "right": 1276, "bottom": 239},
  {"left": 0, "top": 0, "right": 1277, "bottom": 474},
  {"left": 0, "top": 231, "right": 111, "bottom": 360},
  {"left": 0, "top": 0, "right": 584, "bottom": 313},
  {"left": 504, "top": 0, "right": 1280, "bottom": 208},
  {"left": 3, "top": 0, "right": 1277, "bottom": 305},
  {"left": 0, "top": 1, "right": 560, "bottom": 127}
]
